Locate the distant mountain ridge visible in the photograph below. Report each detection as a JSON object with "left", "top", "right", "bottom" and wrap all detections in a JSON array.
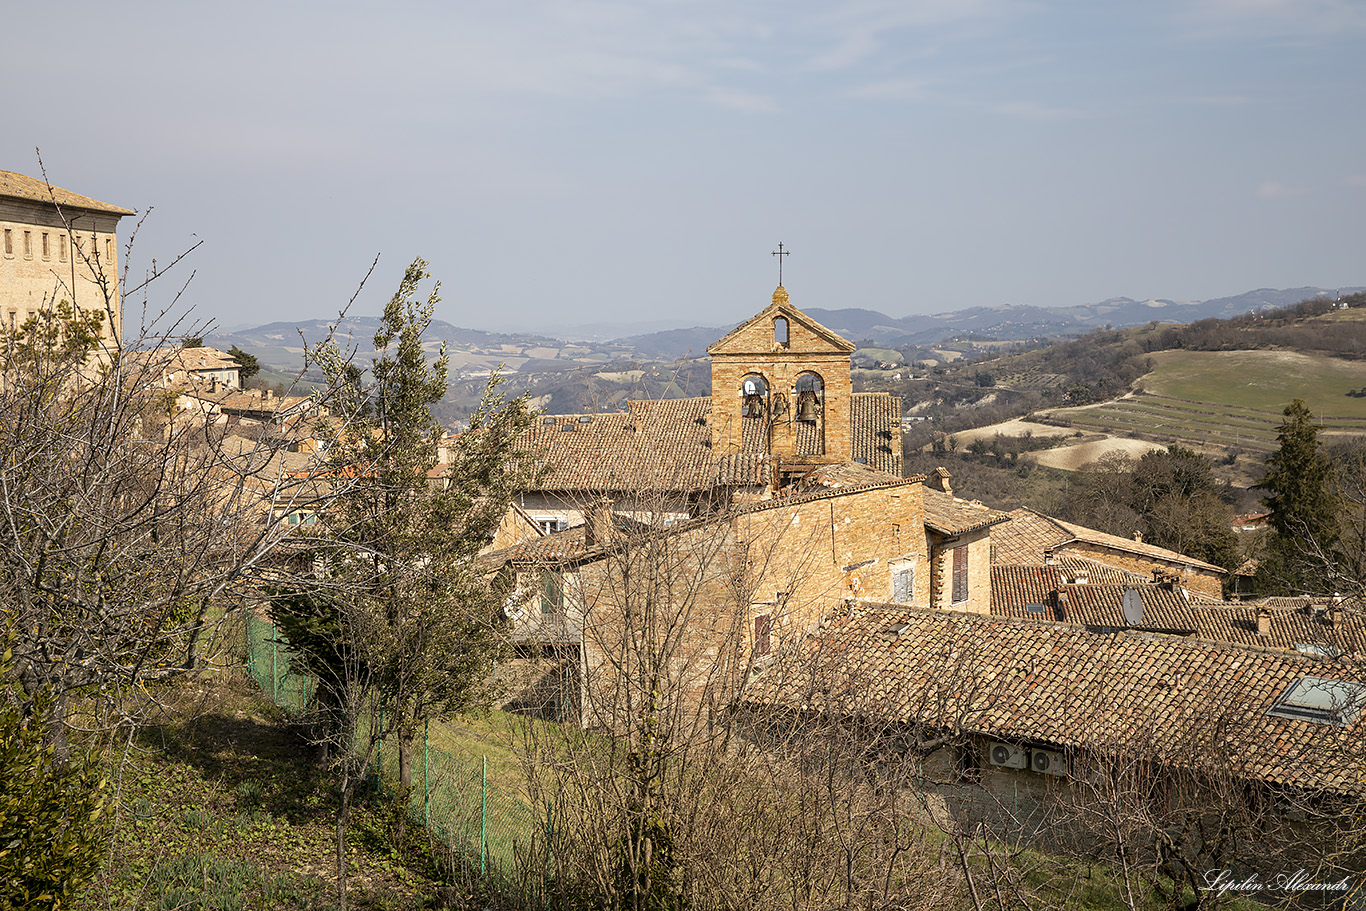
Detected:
[
  {"left": 208, "top": 285, "right": 1364, "bottom": 375},
  {"left": 612, "top": 286, "right": 1365, "bottom": 358}
]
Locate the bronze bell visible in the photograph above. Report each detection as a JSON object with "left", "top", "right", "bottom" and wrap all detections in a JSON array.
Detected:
[{"left": 797, "top": 394, "right": 818, "bottom": 422}]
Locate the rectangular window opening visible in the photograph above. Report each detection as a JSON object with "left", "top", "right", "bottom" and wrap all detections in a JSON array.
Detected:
[
  {"left": 23, "top": 231, "right": 32, "bottom": 258},
  {"left": 3, "top": 229, "right": 11, "bottom": 255},
  {"left": 59, "top": 234, "right": 67, "bottom": 262},
  {"left": 541, "top": 569, "right": 564, "bottom": 615},
  {"left": 41, "top": 232, "right": 50, "bottom": 259},
  {"left": 892, "top": 566, "right": 914, "bottom": 603},
  {"left": 951, "top": 545, "right": 968, "bottom": 604},
  {"left": 754, "top": 614, "right": 772, "bottom": 657},
  {"left": 953, "top": 741, "right": 981, "bottom": 783}
]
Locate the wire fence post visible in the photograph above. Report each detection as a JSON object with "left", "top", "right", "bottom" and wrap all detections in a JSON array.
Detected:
[
  {"left": 480, "top": 754, "right": 488, "bottom": 876},
  {"left": 270, "top": 626, "right": 278, "bottom": 704},
  {"left": 376, "top": 699, "right": 385, "bottom": 796},
  {"left": 423, "top": 719, "right": 430, "bottom": 826}
]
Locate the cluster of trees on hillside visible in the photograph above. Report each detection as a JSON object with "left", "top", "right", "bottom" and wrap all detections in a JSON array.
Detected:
[{"left": 1058, "top": 446, "right": 1241, "bottom": 571}]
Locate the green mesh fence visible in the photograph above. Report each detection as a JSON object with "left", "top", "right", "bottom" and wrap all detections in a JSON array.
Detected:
[{"left": 243, "top": 613, "right": 542, "bottom": 883}]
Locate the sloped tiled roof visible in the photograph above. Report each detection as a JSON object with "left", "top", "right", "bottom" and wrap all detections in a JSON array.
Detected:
[
  {"left": 993, "top": 508, "right": 1225, "bottom": 575},
  {"left": 522, "top": 394, "right": 901, "bottom": 495},
  {"left": 991, "top": 562, "right": 1366, "bottom": 656},
  {"left": 749, "top": 604, "right": 1365, "bottom": 793},
  {"left": 520, "top": 397, "right": 770, "bottom": 493},
  {"left": 794, "top": 461, "right": 906, "bottom": 492},
  {"left": 922, "top": 488, "right": 1011, "bottom": 536},
  {"left": 0, "top": 169, "right": 135, "bottom": 216},
  {"left": 851, "top": 393, "right": 902, "bottom": 476}
]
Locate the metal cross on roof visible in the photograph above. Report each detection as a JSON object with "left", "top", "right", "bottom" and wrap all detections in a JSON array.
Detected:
[{"left": 771, "top": 242, "right": 789, "bottom": 286}]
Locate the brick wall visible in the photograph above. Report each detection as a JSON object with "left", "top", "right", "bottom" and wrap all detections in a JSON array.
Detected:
[{"left": 709, "top": 289, "right": 855, "bottom": 465}]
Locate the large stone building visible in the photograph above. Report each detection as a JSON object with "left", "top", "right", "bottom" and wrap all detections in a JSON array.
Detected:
[
  {"left": 1, "top": 169, "right": 132, "bottom": 343},
  {"left": 511, "top": 285, "right": 903, "bottom": 533}
]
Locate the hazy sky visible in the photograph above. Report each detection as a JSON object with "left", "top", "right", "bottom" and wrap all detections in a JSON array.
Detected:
[{"left": 4, "top": 1, "right": 1364, "bottom": 335}]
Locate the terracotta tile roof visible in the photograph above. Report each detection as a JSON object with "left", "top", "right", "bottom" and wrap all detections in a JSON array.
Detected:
[
  {"left": 851, "top": 393, "right": 902, "bottom": 476},
  {"left": 0, "top": 169, "right": 135, "bottom": 216},
  {"left": 993, "top": 508, "right": 1226, "bottom": 575},
  {"left": 793, "top": 461, "right": 906, "bottom": 491},
  {"left": 520, "top": 397, "right": 769, "bottom": 493},
  {"left": 521, "top": 394, "right": 906, "bottom": 495},
  {"left": 992, "top": 563, "right": 1366, "bottom": 657},
  {"left": 990, "top": 508, "right": 1068, "bottom": 564},
  {"left": 1052, "top": 516, "right": 1226, "bottom": 574},
  {"left": 922, "top": 488, "right": 1011, "bottom": 536},
  {"left": 749, "top": 604, "right": 1365, "bottom": 793}
]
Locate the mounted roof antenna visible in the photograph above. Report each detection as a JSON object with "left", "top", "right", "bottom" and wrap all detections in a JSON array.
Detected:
[{"left": 771, "top": 241, "right": 789, "bottom": 286}]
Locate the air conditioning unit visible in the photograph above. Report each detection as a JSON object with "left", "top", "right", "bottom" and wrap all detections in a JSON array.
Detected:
[
  {"left": 988, "top": 742, "right": 1027, "bottom": 769},
  {"left": 1030, "top": 749, "right": 1068, "bottom": 777}
]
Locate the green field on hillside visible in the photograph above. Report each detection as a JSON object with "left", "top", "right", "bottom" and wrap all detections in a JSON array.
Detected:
[
  {"left": 1141, "top": 349, "right": 1366, "bottom": 418},
  {"left": 1034, "top": 349, "right": 1366, "bottom": 460}
]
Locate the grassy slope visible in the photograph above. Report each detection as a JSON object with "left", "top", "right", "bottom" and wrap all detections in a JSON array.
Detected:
[
  {"left": 1142, "top": 349, "right": 1366, "bottom": 419},
  {"left": 78, "top": 675, "right": 460, "bottom": 911}
]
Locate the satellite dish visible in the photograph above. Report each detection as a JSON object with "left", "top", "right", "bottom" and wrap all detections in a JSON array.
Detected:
[{"left": 1122, "top": 589, "right": 1144, "bottom": 627}]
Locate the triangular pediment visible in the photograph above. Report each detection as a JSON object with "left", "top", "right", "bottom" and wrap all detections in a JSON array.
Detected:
[{"left": 707, "top": 287, "right": 857, "bottom": 355}]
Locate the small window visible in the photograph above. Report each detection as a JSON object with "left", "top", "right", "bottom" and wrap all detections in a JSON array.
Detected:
[
  {"left": 892, "top": 566, "right": 914, "bottom": 603},
  {"left": 754, "top": 614, "right": 772, "bottom": 657},
  {"left": 3, "top": 229, "right": 11, "bottom": 255},
  {"left": 774, "top": 316, "right": 788, "bottom": 346},
  {"left": 23, "top": 231, "right": 32, "bottom": 258},
  {"left": 106, "top": 237, "right": 113, "bottom": 261},
  {"left": 58, "top": 234, "right": 67, "bottom": 262},
  {"left": 41, "top": 232, "right": 50, "bottom": 259},
  {"left": 1267, "top": 676, "right": 1366, "bottom": 727},
  {"left": 541, "top": 569, "right": 564, "bottom": 615},
  {"left": 7, "top": 311, "right": 16, "bottom": 333},
  {"left": 953, "top": 741, "right": 981, "bottom": 783},
  {"left": 952, "top": 545, "right": 968, "bottom": 604}
]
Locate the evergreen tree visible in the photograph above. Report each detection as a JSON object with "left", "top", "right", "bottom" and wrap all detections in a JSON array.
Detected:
[
  {"left": 1254, "top": 399, "right": 1339, "bottom": 592},
  {"left": 227, "top": 344, "right": 260, "bottom": 382},
  {"left": 271, "top": 258, "right": 537, "bottom": 909}
]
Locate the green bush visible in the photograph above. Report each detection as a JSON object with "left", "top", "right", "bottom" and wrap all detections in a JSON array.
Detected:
[{"left": 0, "top": 648, "right": 113, "bottom": 911}]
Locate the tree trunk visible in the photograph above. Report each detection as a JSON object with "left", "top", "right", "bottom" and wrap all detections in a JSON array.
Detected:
[
  {"left": 336, "top": 778, "right": 350, "bottom": 911},
  {"left": 395, "top": 725, "right": 415, "bottom": 841}
]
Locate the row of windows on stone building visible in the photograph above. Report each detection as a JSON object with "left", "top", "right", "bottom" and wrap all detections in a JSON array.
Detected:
[{"left": 2, "top": 226, "right": 111, "bottom": 264}]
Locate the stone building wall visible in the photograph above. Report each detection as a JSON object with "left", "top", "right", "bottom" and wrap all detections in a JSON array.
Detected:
[
  {"left": 1059, "top": 542, "right": 1224, "bottom": 600},
  {"left": 708, "top": 287, "right": 855, "bottom": 465},
  {"left": 926, "top": 527, "right": 994, "bottom": 615},
  {"left": 1, "top": 198, "right": 124, "bottom": 342}
]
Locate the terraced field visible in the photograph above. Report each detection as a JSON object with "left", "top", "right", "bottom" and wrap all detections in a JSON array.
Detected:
[{"left": 1035, "top": 350, "right": 1366, "bottom": 456}]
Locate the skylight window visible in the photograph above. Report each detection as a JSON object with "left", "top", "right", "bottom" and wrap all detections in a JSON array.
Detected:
[{"left": 1266, "top": 676, "right": 1366, "bottom": 727}]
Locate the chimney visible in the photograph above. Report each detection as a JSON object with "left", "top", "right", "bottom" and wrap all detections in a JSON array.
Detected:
[
  {"left": 585, "top": 498, "right": 614, "bottom": 547},
  {"left": 1073, "top": 570, "right": 1088, "bottom": 585},
  {"left": 929, "top": 467, "right": 953, "bottom": 496},
  {"left": 1133, "top": 531, "right": 1143, "bottom": 544},
  {"left": 1256, "top": 609, "right": 1271, "bottom": 637},
  {"left": 1044, "top": 551, "right": 1056, "bottom": 566}
]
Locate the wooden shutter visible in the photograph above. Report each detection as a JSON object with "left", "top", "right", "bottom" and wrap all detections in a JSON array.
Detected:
[
  {"left": 754, "top": 614, "right": 772, "bottom": 657},
  {"left": 952, "top": 545, "right": 968, "bottom": 603}
]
